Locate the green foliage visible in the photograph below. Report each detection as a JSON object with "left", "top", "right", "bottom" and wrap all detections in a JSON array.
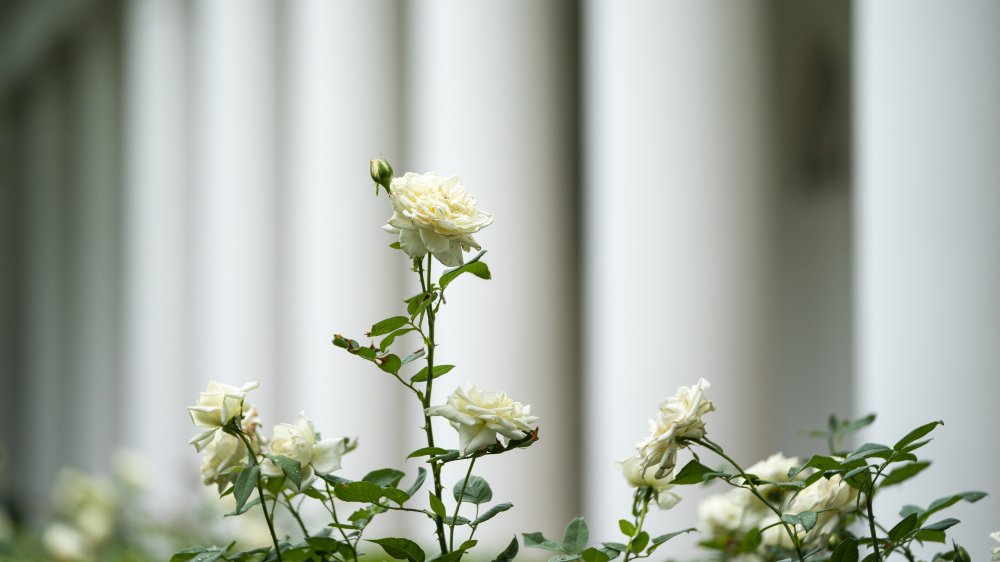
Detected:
[
  {"left": 453, "top": 475, "right": 493, "bottom": 505},
  {"left": 439, "top": 251, "right": 491, "bottom": 289},
  {"left": 368, "top": 538, "right": 426, "bottom": 562}
]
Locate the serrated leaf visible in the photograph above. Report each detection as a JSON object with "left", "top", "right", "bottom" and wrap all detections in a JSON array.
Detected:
[
  {"left": 618, "top": 519, "right": 635, "bottom": 537},
  {"left": 233, "top": 465, "right": 260, "bottom": 514},
  {"left": 440, "top": 252, "right": 491, "bottom": 289},
  {"left": 334, "top": 481, "right": 383, "bottom": 503},
  {"left": 411, "top": 364, "right": 455, "bottom": 383},
  {"left": 629, "top": 531, "right": 649, "bottom": 553},
  {"left": 563, "top": 517, "right": 590, "bottom": 554},
  {"left": 889, "top": 513, "right": 919, "bottom": 541},
  {"left": 453, "top": 475, "right": 493, "bottom": 505},
  {"left": 378, "top": 354, "right": 402, "bottom": 375},
  {"left": 473, "top": 502, "right": 513, "bottom": 525},
  {"left": 830, "top": 538, "right": 859, "bottom": 562},
  {"left": 370, "top": 316, "right": 410, "bottom": 337},
  {"left": 523, "top": 531, "right": 564, "bottom": 551},
  {"left": 408, "top": 447, "right": 450, "bottom": 459},
  {"left": 580, "top": 548, "right": 610, "bottom": 562},
  {"left": 368, "top": 538, "right": 425, "bottom": 562},
  {"left": 492, "top": 537, "right": 519, "bottom": 562},
  {"left": 880, "top": 462, "right": 930, "bottom": 488},
  {"left": 429, "top": 492, "right": 447, "bottom": 518},
  {"left": 894, "top": 421, "right": 943, "bottom": 451},
  {"left": 269, "top": 456, "right": 302, "bottom": 490},
  {"left": 672, "top": 460, "right": 716, "bottom": 484},
  {"left": 363, "top": 468, "right": 406, "bottom": 488}
]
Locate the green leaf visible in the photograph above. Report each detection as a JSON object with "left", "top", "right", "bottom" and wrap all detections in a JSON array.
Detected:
[
  {"left": 913, "top": 529, "right": 946, "bottom": 543},
  {"left": 925, "top": 491, "right": 987, "bottom": 518},
  {"left": 889, "top": 513, "right": 919, "bottom": 541},
  {"left": 580, "top": 548, "right": 610, "bottom": 562},
  {"left": 880, "top": 462, "right": 931, "bottom": 488},
  {"left": 370, "top": 316, "right": 410, "bottom": 337},
  {"left": 492, "top": 537, "right": 519, "bottom": 562},
  {"left": 646, "top": 529, "right": 696, "bottom": 554},
  {"left": 672, "top": 460, "right": 716, "bottom": 484},
  {"left": 171, "top": 548, "right": 209, "bottom": 562},
  {"left": 901, "top": 438, "right": 933, "bottom": 454},
  {"left": 618, "top": 519, "right": 636, "bottom": 537},
  {"left": 523, "top": 531, "right": 564, "bottom": 551},
  {"left": 921, "top": 518, "right": 960, "bottom": 532},
  {"left": 445, "top": 515, "right": 471, "bottom": 526},
  {"left": 789, "top": 455, "right": 843, "bottom": 479},
  {"left": 411, "top": 364, "right": 455, "bottom": 383},
  {"left": 408, "top": 447, "right": 450, "bottom": 459},
  {"left": 383, "top": 488, "right": 410, "bottom": 505},
  {"left": 830, "top": 538, "right": 859, "bottom": 562},
  {"left": 894, "top": 421, "right": 943, "bottom": 451},
  {"left": 405, "top": 467, "right": 427, "bottom": 497},
  {"left": 459, "top": 540, "right": 478, "bottom": 551},
  {"left": 233, "top": 465, "right": 260, "bottom": 514},
  {"left": 440, "top": 251, "right": 491, "bottom": 289},
  {"left": 782, "top": 511, "right": 818, "bottom": 532},
  {"left": 453, "top": 475, "right": 493, "bottom": 505},
  {"left": 269, "top": 456, "right": 302, "bottom": 490},
  {"left": 473, "top": 502, "right": 513, "bottom": 525},
  {"left": 844, "top": 443, "right": 893, "bottom": 463},
  {"left": 378, "top": 354, "right": 402, "bottom": 375},
  {"left": 562, "top": 517, "right": 590, "bottom": 554},
  {"left": 401, "top": 349, "right": 426, "bottom": 365},
  {"left": 429, "top": 492, "right": 447, "bottom": 518},
  {"left": 368, "top": 538, "right": 426, "bottom": 562},
  {"left": 550, "top": 555, "right": 582, "bottom": 562},
  {"left": 363, "top": 468, "right": 406, "bottom": 488},
  {"left": 380, "top": 327, "right": 416, "bottom": 351},
  {"left": 334, "top": 481, "right": 383, "bottom": 503},
  {"left": 629, "top": 531, "right": 649, "bottom": 553}
]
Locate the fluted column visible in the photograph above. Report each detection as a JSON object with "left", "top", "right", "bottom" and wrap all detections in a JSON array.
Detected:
[
  {"left": 583, "top": 0, "right": 779, "bottom": 548},
  {"left": 404, "top": 0, "right": 579, "bottom": 546},
  {"left": 855, "top": 1, "right": 1000, "bottom": 554}
]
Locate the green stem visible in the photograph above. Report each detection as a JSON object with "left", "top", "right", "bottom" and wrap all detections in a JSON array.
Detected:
[
  {"left": 283, "top": 491, "right": 310, "bottom": 539},
  {"left": 694, "top": 438, "right": 805, "bottom": 562},
  {"left": 233, "top": 429, "right": 284, "bottom": 562},
  {"left": 325, "top": 481, "right": 357, "bottom": 561},
  {"left": 450, "top": 456, "right": 478, "bottom": 551},
  {"left": 624, "top": 488, "right": 652, "bottom": 562},
  {"left": 418, "top": 255, "right": 448, "bottom": 556},
  {"left": 866, "top": 484, "right": 882, "bottom": 562}
]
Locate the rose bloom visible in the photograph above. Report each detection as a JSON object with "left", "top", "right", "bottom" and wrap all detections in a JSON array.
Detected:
[
  {"left": 43, "top": 523, "right": 91, "bottom": 561},
  {"left": 698, "top": 490, "right": 763, "bottom": 538},
  {"left": 188, "top": 381, "right": 259, "bottom": 451},
  {"left": 426, "top": 384, "right": 538, "bottom": 456},
  {"left": 990, "top": 531, "right": 1000, "bottom": 560},
  {"left": 637, "top": 378, "right": 715, "bottom": 479},
  {"left": 201, "top": 406, "right": 265, "bottom": 491},
  {"left": 617, "top": 455, "right": 681, "bottom": 510},
  {"left": 382, "top": 172, "right": 493, "bottom": 267},
  {"left": 742, "top": 452, "right": 800, "bottom": 507},
  {"left": 788, "top": 473, "right": 861, "bottom": 545},
  {"left": 261, "top": 412, "right": 347, "bottom": 490}
]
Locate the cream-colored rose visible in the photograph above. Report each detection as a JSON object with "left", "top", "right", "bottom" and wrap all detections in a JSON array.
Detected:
[
  {"left": 758, "top": 514, "right": 800, "bottom": 548},
  {"left": 426, "top": 384, "right": 538, "bottom": 456},
  {"left": 637, "top": 378, "right": 715, "bottom": 479},
  {"left": 262, "top": 412, "right": 347, "bottom": 490},
  {"left": 51, "top": 468, "right": 118, "bottom": 541},
  {"left": 43, "top": 523, "right": 91, "bottom": 561},
  {"left": 188, "top": 381, "right": 259, "bottom": 451},
  {"left": 990, "top": 531, "right": 1000, "bottom": 561},
  {"left": 742, "top": 452, "right": 800, "bottom": 508},
  {"left": 698, "top": 490, "right": 763, "bottom": 537},
  {"left": 617, "top": 456, "right": 681, "bottom": 510},
  {"left": 788, "top": 474, "right": 860, "bottom": 545},
  {"left": 382, "top": 172, "right": 493, "bottom": 267},
  {"left": 201, "top": 406, "right": 264, "bottom": 491}
]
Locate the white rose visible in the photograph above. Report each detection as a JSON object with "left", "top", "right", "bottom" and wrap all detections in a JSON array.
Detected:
[
  {"left": 382, "top": 172, "right": 493, "bottom": 267},
  {"left": 742, "top": 452, "right": 800, "bottom": 508},
  {"left": 200, "top": 406, "right": 265, "bottom": 491},
  {"left": 43, "top": 523, "right": 91, "bottom": 561},
  {"left": 425, "top": 384, "right": 538, "bottom": 456},
  {"left": 617, "top": 456, "right": 681, "bottom": 510},
  {"left": 788, "top": 474, "right": 860, "bottom": 545},
  {"left": 698, "top": 490, "right": 763, "bottom": 537},
  {"left": 187, "top": 381, "right": 259, "bottom": 451},
  {"left": 636, "top": 378, "right": 715, "bottom": 479},
  {"left": 990, "top": 531, "right": 1000, "bottom": 561},
  {"left": 262, "top": 412, "right": 346, "bottom": 490}
]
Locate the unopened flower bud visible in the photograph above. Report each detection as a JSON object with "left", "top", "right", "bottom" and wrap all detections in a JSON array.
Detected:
[{"left": 370, "top": 158, "right": 394, "bottom": 193}]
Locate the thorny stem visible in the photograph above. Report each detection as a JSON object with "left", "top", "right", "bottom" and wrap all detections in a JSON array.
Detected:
[{"left": 693, "top": 437, "right": 806, "bottom": 562}]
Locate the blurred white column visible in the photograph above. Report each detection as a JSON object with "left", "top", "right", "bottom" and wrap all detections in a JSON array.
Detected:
[
  {"left": 583, "top": 0, "right": 778, "bottom": 548},
  {"left": 281, "top": 0, "right": 405, "bottom": 519},
  {"left": 189, "top": 0, "right": 281, "bottom": 417},
  {"left": 22, "top": 70, "right": 70, "bottom": 516},
  {"left": 404, "top": 0, "right": 578, "bottom": 547},
  {"left": 855, "top": 2, "right": 1000, "bottom": 555},
  {"left": 69, "top": 15, "right": 121, "bottom": 473},
  {"left": 122, "top": 0, "right": 192, "bottom": 501}
]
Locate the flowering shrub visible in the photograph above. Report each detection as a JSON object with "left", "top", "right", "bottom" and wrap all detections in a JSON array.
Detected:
[{"left": 171, "top": 159, "right": 992, "bottom": 562}]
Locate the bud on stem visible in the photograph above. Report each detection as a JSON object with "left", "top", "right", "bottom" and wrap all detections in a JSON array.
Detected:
[{"left": 370, "top": 158, "right": 394, "bottom": 195}]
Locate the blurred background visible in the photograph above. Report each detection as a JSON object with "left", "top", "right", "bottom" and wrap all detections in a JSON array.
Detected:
[{"left": 0, "top": 0, "right": 998, "bottom": 558}]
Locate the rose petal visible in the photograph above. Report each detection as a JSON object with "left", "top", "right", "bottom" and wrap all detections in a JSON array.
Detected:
[{"left": 311, "top": 439, "right": 346, "bottom": 475}]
